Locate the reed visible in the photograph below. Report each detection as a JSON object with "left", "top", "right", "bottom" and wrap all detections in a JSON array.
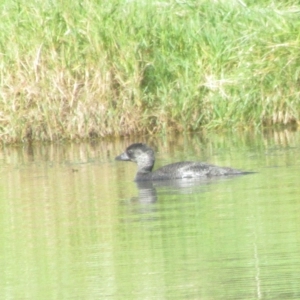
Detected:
[{"left": 0, "top": 0, "right": 300, "bottom": 143}]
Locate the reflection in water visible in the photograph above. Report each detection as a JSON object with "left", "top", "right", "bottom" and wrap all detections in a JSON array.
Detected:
[
  {"left": 133, "top": 176, "right": 245, "bottom": 204},
  {"left": 124, "top": 179, "right": 224, "bottom": 222},
  {"left": 135, "top": 181, "right": 157, "bottom": 203},
  {"left": 26, "top": 143, "right": 34, "bottom": 161},
  {"left": 122, "top": 176, "right": 254, "bottom": 240},
  {"left": 0, "top": 130, "right": 300, "bottom": 299}
]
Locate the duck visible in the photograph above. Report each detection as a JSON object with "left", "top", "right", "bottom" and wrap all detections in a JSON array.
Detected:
[{"left": 115, "top": 143, "right": 253, "bottom": 181}]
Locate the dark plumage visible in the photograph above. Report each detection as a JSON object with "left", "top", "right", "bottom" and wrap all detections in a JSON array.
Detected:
[{"left": 115, "top": 143, "right": 253, "bottom": 182}]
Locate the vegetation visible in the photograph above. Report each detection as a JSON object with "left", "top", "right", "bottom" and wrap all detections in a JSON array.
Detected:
[{"left": 0, "top": 0, "right": 300, "bottom": 143}]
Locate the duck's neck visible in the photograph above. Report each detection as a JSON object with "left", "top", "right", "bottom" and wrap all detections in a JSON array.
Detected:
[
  {"left": 134, "top": 166, "right": 153, "bottom": 181},
  {"left": 136, "top": 154, "right": 154, "bottom": 174},
  {"left": 137, "top": 164, "right": 153, "bottom": 174}
]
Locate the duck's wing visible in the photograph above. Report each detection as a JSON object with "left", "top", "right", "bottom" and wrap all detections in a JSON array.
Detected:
[{"left": 153, "top": 161, "right": 247, "bottom": 180}]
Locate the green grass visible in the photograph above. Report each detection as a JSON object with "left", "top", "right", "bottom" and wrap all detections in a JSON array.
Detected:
[{"left": 0, "top": 0, "right": 300, "bottom": 143}]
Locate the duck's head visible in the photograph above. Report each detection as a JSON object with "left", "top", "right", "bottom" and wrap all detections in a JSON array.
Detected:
[{"left": 115, "top": 143, "right": 155, "bottom": 172}]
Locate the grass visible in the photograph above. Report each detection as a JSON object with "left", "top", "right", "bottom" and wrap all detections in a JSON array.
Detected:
[{"left": 0, "top": 0, "right": 300, "bottom": 143}]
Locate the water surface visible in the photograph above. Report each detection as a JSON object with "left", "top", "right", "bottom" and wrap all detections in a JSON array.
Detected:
[{"left": 0, "top": 130, "right": 300, "bottom": 299}]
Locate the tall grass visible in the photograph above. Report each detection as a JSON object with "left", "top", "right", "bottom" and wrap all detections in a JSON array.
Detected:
[{"left": 0, "top": 0, "right": 300, "bottom": 143}]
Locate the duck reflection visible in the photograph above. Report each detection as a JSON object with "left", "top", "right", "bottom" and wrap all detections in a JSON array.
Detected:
[
  {"left": 120, "top": 177, "right": 232, "bottom": 223},
  {"left": 121, "top": 176, "right": 241, "bottom": 223},
  {"left": 135, "top": 181, "right": 158, "bottom": 204},
  {"left": 132, "top": 176, "right": 237, "bottom": 204}
]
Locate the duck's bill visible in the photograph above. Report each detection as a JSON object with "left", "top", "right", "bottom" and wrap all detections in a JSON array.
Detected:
[{"left": 115, "top": 152, "right": 130, "bottom": 161}]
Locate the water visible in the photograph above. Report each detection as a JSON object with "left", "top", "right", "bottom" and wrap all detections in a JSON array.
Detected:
[{"left": 0, "top": 130, "right": 300, "bottom": 299}]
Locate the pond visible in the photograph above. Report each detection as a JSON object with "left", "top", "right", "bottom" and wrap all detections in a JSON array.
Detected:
[{"left": 0, "top": 130, "right": 300, "bottom": 299}]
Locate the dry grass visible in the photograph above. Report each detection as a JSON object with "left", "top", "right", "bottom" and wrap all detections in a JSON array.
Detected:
[{"left": 0, "top": 0, "right": 300, "bottom": 143}]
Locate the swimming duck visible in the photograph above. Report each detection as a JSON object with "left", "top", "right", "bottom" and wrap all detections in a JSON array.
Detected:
[{"left": 115, "top": 143, "right": 253, "bottom": 181}]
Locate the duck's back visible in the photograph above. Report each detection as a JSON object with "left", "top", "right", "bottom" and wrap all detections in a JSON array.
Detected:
[{"left": 149, "top": 161, "right": 247, "bottom": 180}]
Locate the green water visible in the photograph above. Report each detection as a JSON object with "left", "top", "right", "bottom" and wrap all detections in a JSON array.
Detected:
[{"left": 0, "top": 131, "right": 300, "bottom": 299}]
